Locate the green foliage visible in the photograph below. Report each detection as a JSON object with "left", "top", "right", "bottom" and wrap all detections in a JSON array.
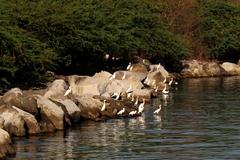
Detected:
[
  {"left": 1, "top": 0, "right": 189, "bottom": 89},
  {"left": 198, "top": 0, "right": 240, "bottom": 60},
  {"left": 0, "top": 1, "right": 58, "bottom": 89}
]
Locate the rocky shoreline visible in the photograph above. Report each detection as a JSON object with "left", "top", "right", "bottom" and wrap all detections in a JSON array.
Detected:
[{"left": 1, "top": 58, "right": 240, "bottom": 159}]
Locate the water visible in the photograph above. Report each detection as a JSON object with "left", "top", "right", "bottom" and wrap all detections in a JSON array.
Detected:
[{"left": 10, "top": 77, "right": 240, "bottom": 160}]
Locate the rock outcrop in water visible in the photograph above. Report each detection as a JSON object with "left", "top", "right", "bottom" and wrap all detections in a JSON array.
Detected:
[
  {"left": 180, "top": 60, "right": 240, "bottom": 78},
  {"left": 0, "top": 57, "right": 178, "bottom": 159}
]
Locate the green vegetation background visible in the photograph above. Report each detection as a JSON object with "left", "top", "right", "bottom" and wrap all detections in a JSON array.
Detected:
[{"left": 0, "top": 0, "right": 239, "bottom": 90}]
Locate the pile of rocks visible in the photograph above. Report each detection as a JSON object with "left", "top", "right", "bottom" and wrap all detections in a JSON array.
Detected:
[
  {"left": 181, "top": 60, "right": 240, "bottom": 78},
  {"left": 0, "top": 58, "right": 177, "bottom": 159}
]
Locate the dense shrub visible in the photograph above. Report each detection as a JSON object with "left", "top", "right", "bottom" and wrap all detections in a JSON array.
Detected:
[{"left": 198, "top": 0, "right": 240, "bottom": 62}]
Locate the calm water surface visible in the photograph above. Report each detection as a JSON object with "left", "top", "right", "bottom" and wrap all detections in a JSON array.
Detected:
[{"left": 10, "top": 77, "right": 240, "bottom": 159}]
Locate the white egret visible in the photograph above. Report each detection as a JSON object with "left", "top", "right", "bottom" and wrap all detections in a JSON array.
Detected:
[
  {"left": 155, "top": 86, "right": 159, "bottom": 93},
  {"left": 127, "top": 92, "right": 132, "bottom": 99},
  {"left": 163, "top": 77, "right": 167, "bottom": 84},
  {"left": 134, "top": 96, "right": 139, "bottom": 106},
  {"left": 101, "top": 100, "right": 107, "bottom": 111},
  {"left": 152, "top": 80, "right": 156, "bottom": 86},
  {"left": 138, "top": 99, "right": 145, "bottom": 114},
  {"left": 109, "top": 73, "right": 116, "bottom": 81},
  {"left": 169, "top": 78, "right": 173, "bottom": 86},
  {"left": 126, "top": 85, "right": 132, "bottom": 93},
  {"left": 129, "top": 110, "right": 137, "bottom": 116},
  {"left": 162, "top": 84, "right": 169, "bottom": 94},
  {"left": 129, "top": 66, "right": 133, "bottom": 71},
  {"left": 64, "top": 86, "right": 72, "bottom": 96},
  {"left": 157, "top": 63, "right": 160, "bottom": 70},
  {"left": 126, "top": 62, "right": 132, "bottom": 70},
  {"left": 131, "top": 95, "right": 135, "bottom": 102},
  {"left": 122, "top": 71, "right": 126, "bottom": 80},
  {"left": 111, "top": 92, "right": 120, "bottom": 100},
  {"left": 153, "top": 104, "right": 162, "bottom": 114},
  {"left": 117, "top": 108, "right": 125, "bottom": 115}
]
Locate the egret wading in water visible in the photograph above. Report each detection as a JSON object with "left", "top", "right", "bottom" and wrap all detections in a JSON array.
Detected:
[
  {"left": 117, "top": 108, "right": 125, "bottom": 115},
  {"left": 138, "top": 99, "right": 146, "bottom": 114},
  {"left": 168, "top": 78, "right": 173, "bottom": 86},
  {"left": 153, "top": 104, "right": 162, "bottom": 114},
  {"left": 101, "top": 100, "right": 107, "bottom": 111},
  {"left": 64, "top": 86, "right": 72, "bottom": 96},
  {"left": 126, "top": 62, "right": 132, "bottom": 70}
]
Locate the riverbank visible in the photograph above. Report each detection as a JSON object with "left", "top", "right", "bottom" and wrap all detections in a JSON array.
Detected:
[{"left": 1, "top": 58, "right": 240, "bottom": 159}]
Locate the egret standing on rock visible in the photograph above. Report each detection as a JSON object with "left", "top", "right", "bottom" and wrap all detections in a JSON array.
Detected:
[
  {"left": 109, "top": 73, "right": 116, "bottom": 81},
  {"left": 122, "top": 71, "right": 126, "bottom": 80},
  {"left": 101, "top": 100, "right": 107, "bottom": 111},
  {"left": 129, "top": 110, "right": 137, "bottom": 116},
  {"left": 153, "top": 104, "right": 162, "bottom": 114},
  {"left": 64, "top": 86, "right": 72, "bottom": 96},
  {"left": 127, "top": 62, "right": 132, "bottom": 70},
  {"left": 134, "top": 96, "right": 139, "bottom": 106},
  {"left": 117, "top": 107, "right": 125, "bottom": 115}
]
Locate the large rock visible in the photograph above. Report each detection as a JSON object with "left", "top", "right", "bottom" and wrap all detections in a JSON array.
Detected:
[
  {"left": 0, "top": 105, "right": 26, "bottom": 136},
  {"left": 0, "top": 128, "right": 15, "bottom": 159},
  {"left": 36, "top": 96, "right": 65, "bottom": 130},
  {"left": 57, "top": 99, "right": 81, "bottom": 122},
  {"left": 132, "top": 89, "right": 152, "bottom": 102},
  {"left": 12, "top": 106, "right": 41, "bottom": 135},
  {"left": 1, "top": 88, "right": 23, "bottom": 106},
  {"left": 75, "top": 95, "right": 103, "bottom": 121},
  {"left": 221, "top": 62, "right": 240, "bottom": 75},
  {"left": 180, "top": 60, "right": 229, "bottom": 78},
  {"left": 76, "top": 95, "right": 140, "bottom": 121},
  {"left": 144, "top": 70, "right": 167, "bottom": 90},
  {"left": 130, "top": 63, "right": 149, "bottom": 73},
  {"left": 44, "top": 79, "right": 68, "bottom": 98},
  {"left": 0, "top": 117, "right": 4, "bottom": 129},
  {"left": 67, "top": 71, "right": 111, "bottom": 96},
  {"left": 1, "top": 88, "right": 39, "bottom": 116},
  {"left": 149, "top": 64, "right": 169, "bottom": 78}
]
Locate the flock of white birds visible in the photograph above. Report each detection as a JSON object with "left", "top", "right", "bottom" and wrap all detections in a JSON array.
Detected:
[{"left": 64, "top": 62, "right": 178, "bottom": 118}]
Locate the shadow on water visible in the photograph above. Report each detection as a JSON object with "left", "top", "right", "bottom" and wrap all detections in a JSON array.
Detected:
[{"left": 10, "top": 76, "right": 240, "bottom": 160}]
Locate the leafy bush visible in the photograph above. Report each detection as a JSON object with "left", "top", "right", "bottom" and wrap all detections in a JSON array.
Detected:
[{"left": 198, "top": 0, "right": 240, "bottom": 61}]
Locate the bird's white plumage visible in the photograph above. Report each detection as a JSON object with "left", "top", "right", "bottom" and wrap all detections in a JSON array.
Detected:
[
  {"left": 117, "top": 108, "right": 125, "bottom": 115},
  {"left": 101, "top": 100, "right": 106, "bottom": 111},
  {"left": 138, "top": 99, "right": 145, "bottom": 113},
  {"left": 129, "top": 110, "right": 137, "bottom": 116},
  {"left": 64, "top": 86, "right": 72, "bottom": 96},
  {"left": 126, "top": 62, "right": 132, "bottom": 70},
  {"left": 153, "top": 105, "right": 162, "bottom": 114}
]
